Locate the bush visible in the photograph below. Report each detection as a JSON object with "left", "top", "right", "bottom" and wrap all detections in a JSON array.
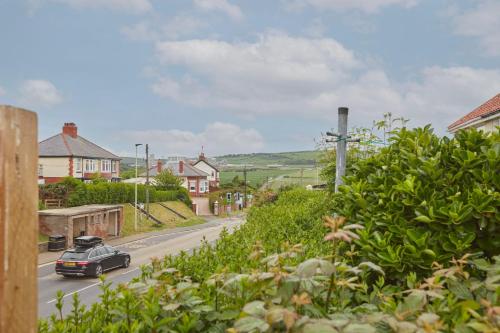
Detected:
[
  {"left": 61, "top": 181, "right": 187, "bottom": 207},
  {"left": 39, "top": 187, "right": 500, "bottom": 332},
  {"left": 332, "top": 127, "right": 500, "bottom": 278}
]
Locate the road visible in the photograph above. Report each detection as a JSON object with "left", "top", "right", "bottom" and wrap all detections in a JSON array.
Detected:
[{"left": 38, "top": 216, "right": 243, "bottom": 318}]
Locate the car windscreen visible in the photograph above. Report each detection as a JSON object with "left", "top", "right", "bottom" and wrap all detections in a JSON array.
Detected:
[{"left": 61, "top": 251, "right": 88, "bottom": 260}]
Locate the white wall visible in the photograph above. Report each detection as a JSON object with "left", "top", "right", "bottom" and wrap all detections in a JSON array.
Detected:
[
  {"left": 39, "top": 157, "right": 69, "bottom": 177},
  {"left": 194, "top": 161, "right": 218, "bottom": 181}
]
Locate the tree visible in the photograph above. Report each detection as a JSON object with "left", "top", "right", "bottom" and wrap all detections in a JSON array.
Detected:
[{"left": 155, "top": 169, "right": 182, "bottom": 190}]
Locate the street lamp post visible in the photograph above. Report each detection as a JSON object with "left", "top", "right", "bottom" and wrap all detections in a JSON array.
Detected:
[{"left": 134, "top": 143, "right": 143, "bottom": 231}]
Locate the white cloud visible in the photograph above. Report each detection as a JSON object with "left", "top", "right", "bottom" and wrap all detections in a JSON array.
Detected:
[
  {"left": 19, "top": 79, "right": 63, "bottom": 109},
  {"left": 122, "top": 122, "right": 264, "bottom": 156},
  {"left": 194, "top": 0, "right": 243, "bottom": 20},
  {"left": 449, "top": 0, "right": 500, "bottom": 57},
  {"left": 283, "top": 0, "right": 418, "bottom": 13},
  {"left": 121, "top": 15, "right": 205, "bottom": 42},
  {"left": 151, "top": 32, "right": 500, "bottom": 134},
  {"left": 30, "top": 0, "right": 152, "bottom": 14}
]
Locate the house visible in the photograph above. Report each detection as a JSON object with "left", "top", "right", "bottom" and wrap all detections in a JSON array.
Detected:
[
  {"left": 193, "top": 152, "right": 220, "bottom": 190},
  {"left": 38, "top": 123, "right": 120, "bottom": 184},
  {"left": 39, "top": 204, "right": 123, "bottom": 248},
  {"left": 448, "top": 93, "right": 500, "bottom": 134},
  {"left": 125, "top": 160, "right": 210, "bottom": 197}
]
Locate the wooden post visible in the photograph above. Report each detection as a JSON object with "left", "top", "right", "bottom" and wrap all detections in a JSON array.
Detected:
[{"left": 0, "top": 106, "right": 38, "bottom": 332}]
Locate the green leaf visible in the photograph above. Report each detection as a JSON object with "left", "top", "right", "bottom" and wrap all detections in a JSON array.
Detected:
[{"left": 234, "top": 317, "right": 270, "bottom": 333}]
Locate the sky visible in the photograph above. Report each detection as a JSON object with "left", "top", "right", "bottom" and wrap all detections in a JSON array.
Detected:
[{"left": 1, "top": 0, "right": 499, "bottom": 157}]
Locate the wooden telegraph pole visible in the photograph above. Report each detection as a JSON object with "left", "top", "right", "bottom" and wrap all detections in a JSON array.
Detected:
[{"left": 0, "top": 106, "right": 38, "bottom": 332}]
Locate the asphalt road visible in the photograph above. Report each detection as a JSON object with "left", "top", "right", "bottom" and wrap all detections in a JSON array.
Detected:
[{"left": 38, "top": 216, "right": 243, "bottom": 318}]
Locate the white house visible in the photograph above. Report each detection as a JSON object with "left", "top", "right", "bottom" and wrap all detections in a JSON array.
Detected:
[
  {"left": 193, "top": 152, "right": 220, "bottom": 190},
  {"left": 448, "top": 93, "right": 500, "bottom": 134}
]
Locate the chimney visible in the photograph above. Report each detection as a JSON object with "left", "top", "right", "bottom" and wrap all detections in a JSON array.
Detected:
[
  {"left": 199, "top": 152, "right": 206, "bottom": 161},
  {"left": 62, "top": 122, "right": 78, "bottom": 138},
  {"left": 179, "top": 160, "right": 184, "bottom": 174},
  {"left": 157, "top": 159, "right": 162, "bottom": 173}
]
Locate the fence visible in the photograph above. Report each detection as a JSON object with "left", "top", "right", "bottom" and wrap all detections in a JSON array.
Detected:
[{"left": 0, "top": 106, "right": 38, "bottom": 332}]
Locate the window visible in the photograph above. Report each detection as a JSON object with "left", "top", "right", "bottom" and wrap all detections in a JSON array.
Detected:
[
  {"left": 84, "top": 159, "right": 97, "bottom": 172},
  {"left": 189, "top": 181, "right": 196, "bottom": 192},
  {"left": 199, "top": 180, "right": 208, "bottom": 193},
  {"left": 101, "top": 160, "right": 111, "bottom": 172},
  {"left": 38, "top": 164, "right": 43, "bottom": 177},
  {"left": 112, "top": 161, "right": 117, "bottom": 173},
  {"left": 75, "top": 158, "right": 82, "bottom": 172}
]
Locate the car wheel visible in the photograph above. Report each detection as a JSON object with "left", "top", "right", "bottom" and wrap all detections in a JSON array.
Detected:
[
  {"left": 122, "top": 256, "right": 130, "bottom": 268},
  {"left": 94, "top": 264, "right": 103, "bottom": 278}
]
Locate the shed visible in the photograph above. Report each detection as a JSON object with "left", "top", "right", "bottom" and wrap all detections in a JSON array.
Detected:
[{"left": 39, "top": 204, "right": 123, "bottom": 248}]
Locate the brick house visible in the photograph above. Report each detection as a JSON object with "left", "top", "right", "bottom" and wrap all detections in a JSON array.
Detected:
[
  {"left": 193, "top": 152, "right": 220, "bottom": 190},
  {"left": 124, "top": 160, "right": 210, "bottom": 197},
  {"left": 448, "top": 93, "right": 500, "bottom": 134},
  {"left": 39, "top": 123, "right": 121, "bottom": 184},
  {"left": 39, "top": 204, "right": 123, "bottom": 248}
]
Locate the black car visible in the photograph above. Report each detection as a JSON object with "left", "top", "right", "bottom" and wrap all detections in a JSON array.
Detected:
[{"left": 55, "top": 236, "right": 131, "bottom": 277}]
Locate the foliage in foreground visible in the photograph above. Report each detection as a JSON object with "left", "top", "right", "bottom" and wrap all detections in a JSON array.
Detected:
[
  {"left": 40, "top": 214, "right": 500, "bottom": 333},
  {"left": 328, "top": 127, "right": 500, "bottom": 278}
]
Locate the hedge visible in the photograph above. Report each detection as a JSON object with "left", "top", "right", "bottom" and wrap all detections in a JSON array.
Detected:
[{"left": 64, "top": 182, "right": 191, "bottom": 207}]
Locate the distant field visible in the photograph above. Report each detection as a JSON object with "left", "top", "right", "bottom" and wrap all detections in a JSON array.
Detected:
[
  {"left": 220, "top": 168, "right": 300, "bottom": 188},
  {"left": 266, "top": 168, "right": 323, "bottom": 190},
  {"left": 216, "top": 150, "right": 323, "bottom": 167}
]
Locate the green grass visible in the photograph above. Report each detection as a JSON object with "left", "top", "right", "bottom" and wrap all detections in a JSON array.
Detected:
[
  {"left": 216, "top": 150, "right": 322, "bottom": 167},
  {"left": 220, "top": 168, "right": 300, "bottom": 188},
  {"left": 121, "top": 203, "right": 167, "bottom": 237},
  {"left": 121, "top": 202, "right": 204, "bottom": 237},
  {"left": 162, "top": 201, "right": 197, "bottom": 218},
  {"left": 266, "top": 168, "right": 323, "bottom": 190}
]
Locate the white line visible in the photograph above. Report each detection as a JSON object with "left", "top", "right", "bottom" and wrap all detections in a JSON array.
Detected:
[
  {"left": 121, "top": 267, "right": 139, "bottom": 275},
  {"left": 46, "top": 282, "right": 101, "bottom": 304}
]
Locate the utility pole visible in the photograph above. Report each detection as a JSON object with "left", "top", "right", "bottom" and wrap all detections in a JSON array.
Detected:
[
  {"left": 134, "top": 143, "right": 142, "bottom": 231},
  {"left": 336, "top": 107, "right": 348, "bottom": 192},
  {"left": 243, "top": 165, "right": 247, "bottom": 208},
  {"left": 326, "top": 107, "right": 359, "bottom": 193},
  {"left": 145, "top": 144, "right": 150, "bottom": 217}
]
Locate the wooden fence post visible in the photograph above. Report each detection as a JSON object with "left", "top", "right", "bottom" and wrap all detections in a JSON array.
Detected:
[{"left": 0, "top": 105, "right": 38, "bottom": 332}]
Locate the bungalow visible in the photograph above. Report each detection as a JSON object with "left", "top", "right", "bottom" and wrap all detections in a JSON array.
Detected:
[
  {"left": 448, "top": 93, "right": 500, "bottom": 134},
  {"left": 39, "top": 123, "right": 120, "bottom": 184}
]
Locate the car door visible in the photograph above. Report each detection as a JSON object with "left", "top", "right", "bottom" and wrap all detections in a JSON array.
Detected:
[
  {"left": 95, "top": 247, "right": 111, "bottom": 271},
  {"left": 104, "top": 246, "right": 120, "bottom": 268}
]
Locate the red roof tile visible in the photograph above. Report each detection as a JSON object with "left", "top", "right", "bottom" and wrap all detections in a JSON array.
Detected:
[{"left": 448, "top": 93, "right": 500, "bottom": 131}]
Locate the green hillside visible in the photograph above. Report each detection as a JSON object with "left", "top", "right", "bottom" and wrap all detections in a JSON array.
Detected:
[{"left": 216, "top": 150, "right": 322, "bottom": 167}]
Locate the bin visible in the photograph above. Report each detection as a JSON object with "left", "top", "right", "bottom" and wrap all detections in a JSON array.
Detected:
[{"left": 48, "top": 235, "right": 66, "bottom": 251}]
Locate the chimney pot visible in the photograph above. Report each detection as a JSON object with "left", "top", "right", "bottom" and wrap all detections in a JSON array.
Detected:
[{"left": 62, "top": 122, "right": 78, "bottom": 138}]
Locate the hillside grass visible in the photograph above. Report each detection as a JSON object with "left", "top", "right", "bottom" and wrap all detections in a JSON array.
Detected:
[
  {"left": 220, "top": 168, "right": 299, "bottom": 188},
  {"left": 216, "top": 150, "right": 322, "bottom": 167},
  {"left": 121, "top": 201, "right": 204, "bottom": 237}
]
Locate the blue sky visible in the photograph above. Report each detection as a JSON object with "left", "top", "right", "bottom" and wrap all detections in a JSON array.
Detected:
[{"left": 1, "top": 0, "right": 499, "bottom": 157}]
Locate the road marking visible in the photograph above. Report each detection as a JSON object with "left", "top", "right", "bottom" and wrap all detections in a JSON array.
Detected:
[
  {"left": 46, "top": 282, "right": 102, "bottom": 304},
  {"left": 121, "top": 267, "right": 139, "bottom": 275}
]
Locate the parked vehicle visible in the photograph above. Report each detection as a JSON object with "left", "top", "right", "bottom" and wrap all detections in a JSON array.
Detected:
[{"left": 55, "top": 236, "right": 130, "bottom": 277}]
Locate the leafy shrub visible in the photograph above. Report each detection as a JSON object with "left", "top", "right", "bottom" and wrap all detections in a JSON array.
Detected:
[
  {"left": 40, "top": 208, "right": 500, "bottom": 332},
  {"left": 333, "top": 127, "right": 500, "bottom": 278},
  {"left": 64, "top": 181, "right": 188, "bottom": 207}
]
